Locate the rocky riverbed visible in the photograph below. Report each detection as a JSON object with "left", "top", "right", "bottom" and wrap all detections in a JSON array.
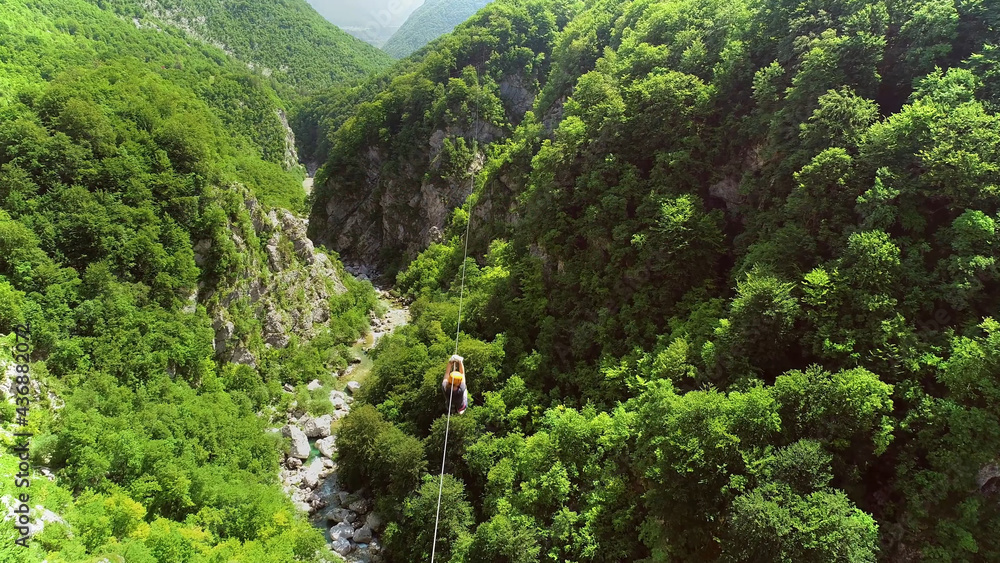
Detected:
[
  {"left": 278, "top": 385, "right": 383, "bottom": 562},
  {"left": 276, "top": 289, "right": 409, "bottom": 562}
]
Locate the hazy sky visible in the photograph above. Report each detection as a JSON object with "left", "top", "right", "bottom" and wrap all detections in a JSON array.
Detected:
[{"left": 305, "top": 0, "right": 425, "bottom": 45}]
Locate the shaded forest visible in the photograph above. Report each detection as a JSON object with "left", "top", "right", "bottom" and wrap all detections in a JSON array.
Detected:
[
  {"left": 0, "top": 1, "right": 379, "bottom": 561},
  {"left": 307, "top": 0, "right": 1000, "bottom": 561}
]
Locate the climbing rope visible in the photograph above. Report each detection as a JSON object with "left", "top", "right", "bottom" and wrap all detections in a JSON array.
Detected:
[{"left": 431, "top": 43, "right": 483, "bottom": 563}]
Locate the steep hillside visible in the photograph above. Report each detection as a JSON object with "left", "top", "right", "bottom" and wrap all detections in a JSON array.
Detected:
[
  {"left": 383, "top": 0, "right": 494, "bottom": 58},
  {"left": 308, "top": 0, "right": 578, "bottom": 273},
  {"left": 0, "top": 1, "right": 379, "bottom": 561},
  {"left": 99, "top": 0, "right": 393, "bottom": 92},
  {"left": 310, "top": 0, "right": 1000, "bottom": 561}
]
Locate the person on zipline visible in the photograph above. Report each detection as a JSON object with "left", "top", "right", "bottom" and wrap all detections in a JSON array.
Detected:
[{"left": 442, "top": 354, "right": 468, "bottom": 415}]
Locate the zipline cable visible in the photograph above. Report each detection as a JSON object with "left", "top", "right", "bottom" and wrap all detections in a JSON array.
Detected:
[
  {"left": 430, "top": 42, "right": 482, "bottom": 563},
  {"left": 430, "top": 137, "right": 474, "bottom": 563},
  {"left": 430, "top": 377, "right": 455, "bottom": 563}
]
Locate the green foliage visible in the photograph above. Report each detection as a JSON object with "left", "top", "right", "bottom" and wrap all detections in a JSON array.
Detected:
[
  {"left": 772, "top": 366, "right": 895, "bottom": 475},
  {"left": 272, "top": 272, "right": 376, "bottom": 386},
  {"left": 334, "top": 404, "right": 428, "bottom": 503},
  {"left": 0, "top": 1, "right": 386, "bottom": 560},
  {"left": 725, "top": 485, "right": 879, "bottom": 563},
  {"left": 384, "top": 474, "right": 474, "bottom": 562},
  {"left": 460, "top": 501, "right": 540, "bottom": 563},
  {"left": 307, "top": 0, "right": 580, "bottom": 272},
  {"left": 100, "top": 0, "right": 392, "bottom": 93},
  {"left": 10, "top": 0, "right": 1000, "bottom": 560},
  {"left": 705, "top": 269, "right": 802, "bottom": 382},
  {"left": 383, "top": 0, "right": 495, "bottom": 59},
  {"left": 262, "top": 0, "right": 1000, "bottom": 557},
  {"left": 0, "top": 0, "right": 306, "bottom": 168}
]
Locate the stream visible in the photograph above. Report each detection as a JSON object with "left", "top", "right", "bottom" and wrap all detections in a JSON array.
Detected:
[
  {"left": 344, "top": 288, "right": 409, "bottom": 383},
  {"left": 279, "top": 287, "right": 410, "bottom": 562}
]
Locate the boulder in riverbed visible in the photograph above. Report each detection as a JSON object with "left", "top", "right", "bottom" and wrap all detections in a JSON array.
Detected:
[
  {"left": 329, "top": 522, "right": 355, "bottom": 541},
  {"left": 327, "top": 508, "right": 357, "bottom": 524},
  {"left": 330, "top": 391, "right": 349, "bottom": 410},
  {"left": 354, "top": 524, "right": 373, "bottom": 543},
  {"left": 331, "top": 538, "right": 353, "bottom": 555},
  {"left": 281, "top": 424, "right": 310, "bottom": 459},
  {"left": 316, "top": 436, "right": 337, "bottom": 458},
  {"left": 302, "top": 414, "right": 333, "bottom": 438},
  {"left": 365, "top": 512, "right": 383, "bottom": 532},
  {"left": 349, "top": 499, "right": 370, "bottom": 515},
  {"left": 301, "top": 459, "right": 324, "bottom": 489}
]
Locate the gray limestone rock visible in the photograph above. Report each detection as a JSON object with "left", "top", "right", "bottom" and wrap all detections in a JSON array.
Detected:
[
  {"left": 364, "top": 512, "right": 383, "bottom": 532},
  {"left": 193, "top": 239, "right": 212, "bottom": 267},
  {"left": 327, "top": 508, "right": 357, "bottom": 524},
  {"left": 212, "top": 316, "right": 234, "bottom": 354},
  {"left": 281, "top": 424, "right": 310, "bottom": 459},
  {"left": 331, "top": 538, "right": 352, "bottom": 556},
  {"left": 979, "top": 463, "right": 1000, "bottom": 492},
  {"left": 329, "top": 522, "right": 355, "bottom": 542},
  {"left": 302, "top": 414, "right": 333, "bottom": 438},
  {"left": 348, "top": 499, "right": 369, "bottom": 515},
  {"left": 301, "top": 459, "right": 324, "bottom": 490},
  {"left": 354, "top": 524, "right": 373, "bottom": 543},
  {"left": 230, "top": 344, "right": 257, "bottom": 367},
  {"left": 316, "top": 436, "right": 337, "bottom": 459},
  {"left": 331, "top": 391, "right": 349, "bottom": 411},
  {"left": 264, "top": 308, "right": 290, "bottom": 348}
]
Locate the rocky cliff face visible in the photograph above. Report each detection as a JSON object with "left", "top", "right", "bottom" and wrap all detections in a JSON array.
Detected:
[
  {"left": 195, "top": 186, "right": 347, "bottom": 366},
  {"left": 277, "top": 109, "right": 301, "bottom": 171},
  {"left": 310, "top": 117, "right": 507, "bottom": 275}
]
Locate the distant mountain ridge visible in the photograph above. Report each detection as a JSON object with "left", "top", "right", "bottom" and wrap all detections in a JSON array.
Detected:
[
  {"left": 305, "top": 0, "right": 424, "bottom": 47},
  {"left": 382, "top": 0, "right": 493, "bottom": 58},
  {"left": 99, "top": 0, "right": 393, "bottom": 92}
]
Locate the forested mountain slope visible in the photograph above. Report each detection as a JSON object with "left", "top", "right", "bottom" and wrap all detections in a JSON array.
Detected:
[
  {"left": 383, "top": 0, "right": 494, "bottom": 58},
  {"left": 0, "top": 1, "right": 378, "bottom": 561},
  {"left": 0, "top": 0, "right": 302, "bottom": 180},
  {"left": 308, "top": 0, "right": 577, "bottom": 272},
  {"left": 309, "top": 0, "right": 1000, "bottom": 561},
  {"left": 97, "top": 0, "right": 393, "bottom": 93}
]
